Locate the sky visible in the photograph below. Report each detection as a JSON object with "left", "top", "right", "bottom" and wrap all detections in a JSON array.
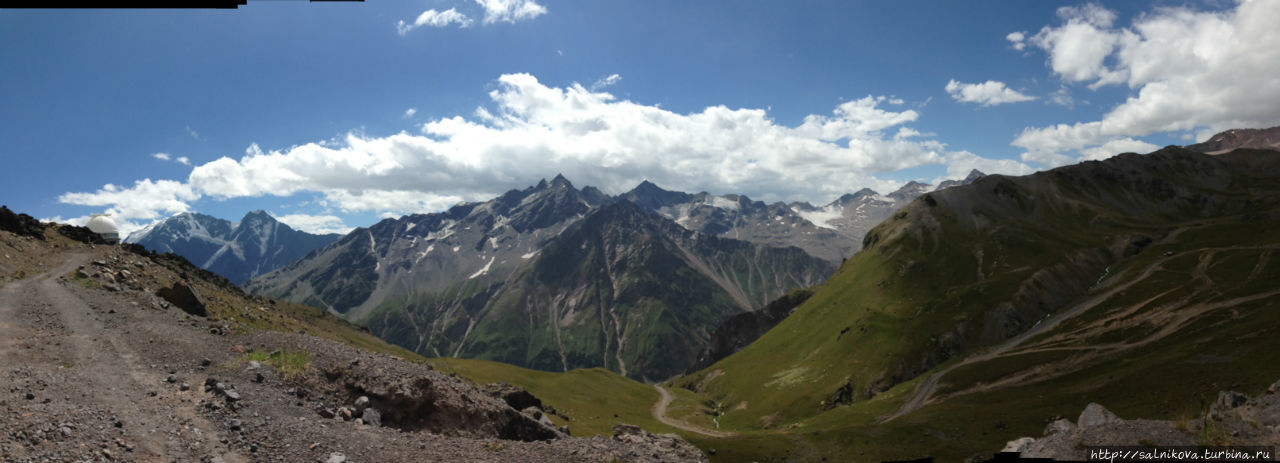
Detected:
[{"left": 2, "top": 0, "right": 1277, "bottom": 236}]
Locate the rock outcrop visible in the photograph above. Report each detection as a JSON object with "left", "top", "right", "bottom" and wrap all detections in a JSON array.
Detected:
[
  {"left": 997, "top": 381, "right": 1280, "bottom": 460},
  {"left": 0, "top": 205, "right": 46, "bottom": 240},
  {"left": 157, "top": 282, "right": 208, "bottom": 317}
]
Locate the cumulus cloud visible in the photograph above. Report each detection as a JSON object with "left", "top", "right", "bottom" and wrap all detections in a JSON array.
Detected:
[
  {"left": 945, "top": 79, "right": 1036, "bottom": 106},
  {"left": 1006, "top": 31, "right": 1028, "bottom": 51},
  {"left": 62, "top": 72, "right": 1028, "bottom": 232},
  {"left": 1080, "top": 138, "right": 1160, "bottom": 161},
  {"left": 404, "top": 108, "right": 417, "bottom": 118},
  {"left": 1015, "top": 0, "right": 1280, "bottom": 166},
  {"left": 941, "top": 150, "right": 1036, "bottom": 180},
  {"left": 476, "top": 0, "right": 546, "bottom": 24},
  {"left": 397, "top": 8, "right": 473, "bottom": 35},
  {"left": 1030, "top": 3, "right": 1124, "bottom": 86},
  {"left": 274, "top": 213, "right": 353, "bottom": 235},
  {"left": 57, "top": 179, "right": 199, "bottom": 235},
  {"left": 176, "top": 156, "right": 190, "bottom": 166},
  {"left": 153, "top": 152, "right": 171, "bottom": 161}
]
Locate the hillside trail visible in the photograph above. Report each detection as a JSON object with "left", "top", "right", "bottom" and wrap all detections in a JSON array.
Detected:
[
  {"left": 0, "top": 252, "right": 223, "bottom": 459},
  {"left": 651, "top": 385, "right": 737, "bottom": 438},
  {"left": 877, "top": 251, "right": 1176, "bottom": 424}
]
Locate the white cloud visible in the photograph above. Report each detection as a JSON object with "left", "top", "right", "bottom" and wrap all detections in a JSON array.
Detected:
[
  {"left": 1015, "top": 0, "right": 1280, "bottom": 166},
  {"left": 1080, "top": 138, "right": 1160, "bottom": 161},
  {"left": 274, "top": 213, "right": 353, "bottom": 235},
  {"left": 1007, "top": 31, "right": 1027, "bottom": 51},
  {"left": 62, "top": 72, "right": 1021, "bottom": 228},
  {"left": 1048, "top": 85, "right": 1074, "bottom": 107},
  {"left": 938, "top": 150, "right": 1035, "bottom": 183},
  {"left": 319, "top": 189, "right": 475, "bottom": 216},
  {"left": 186, "top": 125, "right": 204, "bottom": 141},
  {"left": 57, "top": 179, "right": 199, "bottom": 235},
  {"left": 591, "top": 74, "right": 621, "bottom": 90},
  {"left": 945, "top": 79, "right": 1036, "bottom": 106},
  {"left": 476, "top": 0, "right": 546, "bottom": 24},
  {"left": 404, "top": 108, "right": 417, "bottom": 118},
  {"left": 397, "top": 8, "right": 473, "bottom": 35},
  {"left": 154, "top": 152, "right": 191, "bottom": 165},
  {"left": 1030, "top": 3, "right": 1125, "bottom": 86}
]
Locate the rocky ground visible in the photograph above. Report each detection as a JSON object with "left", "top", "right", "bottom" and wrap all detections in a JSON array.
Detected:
[
  {"left": 0, "top": 227, "right": 706, "bottom": 463},
  {"left": 998, "top": 381, "right": 1280, "bottom": 461}
]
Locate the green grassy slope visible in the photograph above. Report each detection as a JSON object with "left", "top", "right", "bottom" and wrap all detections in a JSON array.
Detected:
[
  {"left": 432, "top": 357, "right": 681, "bottom": 438},
  {"left": 657, "top": 147, "right": 1280, "bottom": 461}
]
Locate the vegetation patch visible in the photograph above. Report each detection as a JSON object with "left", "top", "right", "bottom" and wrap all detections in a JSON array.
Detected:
[{"left": 240, "top": 349, "right": 313, "bottom": 379}]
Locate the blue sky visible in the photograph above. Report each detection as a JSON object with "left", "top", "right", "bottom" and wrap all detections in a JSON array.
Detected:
[{"left": 2, "top": 0, "right": 1277, "bottom": 235}]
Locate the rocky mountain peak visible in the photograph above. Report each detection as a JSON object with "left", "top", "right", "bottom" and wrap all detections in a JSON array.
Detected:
[
  {"left": 835, "top": 188, "right": 881, "bottom": 204},
  {"left": 1186, "top": 125, "right": 1280, "bottom": 154},
  {"left": 550, "top": 173, "right": 573, "bottom": 188},
  {"left": 936, "top": 169, "right": 988, "bottom": 191},
  {"left": 621, "top": 179, "right": 694, "bottom": 210},
  {"left": 238, "top": 210, "right": 276, "bottom": 227},
  {"left": 888, "top": 181, "right": 932, "bottom": 201}
]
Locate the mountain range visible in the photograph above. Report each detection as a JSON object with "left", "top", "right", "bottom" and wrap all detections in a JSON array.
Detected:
[
  {"left": 245, "top": 176, "right": 834, "bottom": 380},
  {"left": 14, "top": 126, "right": 1280, "bottom": 461},
  {"left": 125, "top": 210, "right": 340, "bottom": 285},
  {"left": 127, "top": 170, "right": 982, "bottom": 380}
]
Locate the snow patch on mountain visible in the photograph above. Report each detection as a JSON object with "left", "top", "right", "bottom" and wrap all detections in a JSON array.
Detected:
[
  {"left": 469, "top": 256, "right": 495, "bottom": 279},
  {"left": 710, "top": 196, "right": 740, "bottom": 210},
  {"left": 793, "top": 205, "right": 843, "bottom": 230}
]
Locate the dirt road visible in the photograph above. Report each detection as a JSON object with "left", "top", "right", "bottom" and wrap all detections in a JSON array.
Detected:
[
  {"left": 0, "top": 252, "right": 228, "bottom": 461},
  {"left": 877, "top": 253, "right": 1174, "bottom": 424},
  {"left": 651, "top": 384, "right": 736, "bottom": 438}
]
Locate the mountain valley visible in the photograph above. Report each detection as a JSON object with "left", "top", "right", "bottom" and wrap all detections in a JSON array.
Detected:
[
  {"left": 246, "top": 177, "right": 835, "bottom": 380},
  {"left": 15, "top": 129, "right": 1280, "bottom": 462}
]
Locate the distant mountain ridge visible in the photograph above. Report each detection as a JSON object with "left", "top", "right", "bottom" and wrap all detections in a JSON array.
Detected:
[
  {"left": 622, "top": 169, "right": 986, "bottom": 262},
  {"left": 1186, "top": 125, "right": 1280, "bottom": 153},
  {"left": 125, "top": 211, "right": 340, "bottom": 285},
  {"left": 247, "top": 176, "right": 841, "bottom": 380}
]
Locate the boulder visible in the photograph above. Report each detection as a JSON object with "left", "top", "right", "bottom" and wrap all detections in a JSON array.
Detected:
[
  {"left": 611, "top": 424, "right": 706, "bottom": 461},
  {"left": 0, "top": 206, "right": 47, "bottom": 240},
  {"left": 522, "top": 406, "right": 554, "bottom": 428},
  {"left": 483, "top": 383, "right": 543, "bottom": 411},
  {"left": 1077, "top": 403, "right": 1120, "bottom": 431},
  {"left": 1001, "top": 437, "right": 1035, "bottom": 453},
  {"left": 157, "top": 282, "right": 207, "bottom": 317},
  {"left": 1043, "top": 418, "right": 1076, "bottom": 436},
  {"left": 361, "top": 407, "right": 381, "bottom": 427},
  {"left": 1217, "top": 391, "right": 1249, "bottom": 409},
  {"left": 315, "top": 405, "right": 335, "bottom": 419},
  {"left": 353, "top": 396, "right": 370, "bottom": 413}
]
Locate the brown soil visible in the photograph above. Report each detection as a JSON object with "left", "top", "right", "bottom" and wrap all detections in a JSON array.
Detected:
[{"left": 0, "top": 230, "right": 707, "bottom": 462}]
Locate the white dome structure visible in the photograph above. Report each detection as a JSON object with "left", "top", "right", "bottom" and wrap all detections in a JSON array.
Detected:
[{"left": 86, "top": 214, "right": 120, "bottom": 244}]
